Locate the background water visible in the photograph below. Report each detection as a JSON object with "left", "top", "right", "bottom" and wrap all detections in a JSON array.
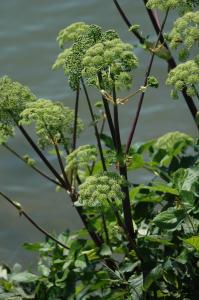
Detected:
[{"left": 0, "top": 0, "right": 198, "bottom": 266}]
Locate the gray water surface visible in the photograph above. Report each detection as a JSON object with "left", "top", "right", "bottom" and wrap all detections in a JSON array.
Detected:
[{"left": 0, "top": 0, "right": 198, "bottom": 266}]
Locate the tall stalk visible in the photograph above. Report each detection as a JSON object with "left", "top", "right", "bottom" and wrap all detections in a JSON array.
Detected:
[
  {"left": 81, "top": 78, "right": 107, "bottom": 171},
  {"left": 126, "top": 9, "right": 170, "bottom": 153},
  {"left": 72, "top": 86, "right": 80, "bottom": 151},
  {"left": 113, "top": 0, "right": 199, "bottom": 130}
]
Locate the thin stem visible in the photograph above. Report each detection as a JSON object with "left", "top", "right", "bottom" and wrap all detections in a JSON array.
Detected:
[
  {"left": 0, "top": 191, "right": 69, "bottom": 250},
  {"left": 142, "top": 0, "right": 199, "bottom": 128},
  {"left": 17, "top": 124, "right": 67, "bottom": 188},
  {"left": 3, "top": 143, "right": 63, "bottom": 188},
  {"left": 112, "top": 0, "right": 145, "bottom": 44},
  {"left": 112, "top": 79, "right": 122, "bottom": 152},
  {"left": 125, "top": 9, "right": 170, "bottom": 154},
  {"left": 72, "top": 86, "right": 80, "bottom": 150},
  {"left": 53, "top": 143, "right": 72, "bottom": 193},
  {"left": 101, "top": 212, "right": 111, "bottom": 247},
  {"left": 98, "top": 73, "right": 116, "bottom": 148},
  {"left": 113, "top": 0, "right": 199, "bottom": 129},
  {"left": 81, "top": 78, "right": 107, "bottom": 171},
  {"left": 112, "top": 78, "right": 136, "bottom": 248}
]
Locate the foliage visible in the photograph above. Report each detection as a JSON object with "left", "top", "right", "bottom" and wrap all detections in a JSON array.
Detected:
[
  {"left": 169, "top": 11, "right": 199, "bottom": 51},
  {"left": 0, "top": 1, "right": 199, "bottom": 300},
  {"left": 0, "top": 76, "right": 36, "bottom": 142},
  {"left": 166, "top": 59, "right": 199, "bottom": 97},
  {"left": 20, "top": 98, "right": 84, "bottom": 150}
]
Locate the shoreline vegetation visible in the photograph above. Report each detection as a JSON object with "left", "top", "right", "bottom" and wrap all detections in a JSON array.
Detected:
[{"left": 0, "top": 1, "right": 199, "bottom": 299}]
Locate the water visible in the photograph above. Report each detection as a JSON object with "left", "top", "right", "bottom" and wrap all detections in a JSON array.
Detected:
[{"left": 0, "top": 0, "right": 198, "bottom": 266}]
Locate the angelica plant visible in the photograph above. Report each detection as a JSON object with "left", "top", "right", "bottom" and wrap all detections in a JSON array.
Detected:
[
  {"left": 146, "top": 0, "right": 198, "bottom": 12},
  {"left": 0, "top": 2, "right": 199, "bottom": 299},
  {"left": 82, "top": 38, "right": 138, "bottom": 91},
  {"left": 169, "top": 11, "right": 199, "bottom": 51},
  {"left": 20, "top": 98, "right": 84, "bottom": 150},
  {"left": 65, "top": 145, "right": 97, "bottom": 181},
  {"left": 79, "top": 172, "right": 125, "bottom": 208},
  {"left": 0, "top": 76, "right": 36, "bottom": 136},
  {"left": 166, "top": 59, "right": 199, "bottom": 97}
]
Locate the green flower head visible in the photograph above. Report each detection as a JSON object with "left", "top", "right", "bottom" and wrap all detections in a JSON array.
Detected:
[
  {"left": 64, "top": 24, "right": 103, "bottom": 90},
  {"left": 57, "top": 22, "right": 90, "bottom": 48},
  {"left": 146, "top": 0, "right": 198, "bottom": 12},
  {"left": 0, "top": 124, "right": 14, "bottom": 145},
  {"left": 66, "top": 145, "right": 97, "bottom": 173},
  {"left": 166, "top": 59, "right": 199, "bottom": 98},
  {"left": 169, "top": 11, "right": 199, "bottom": 50},
  {"left": 82, "top": 38, "right": 138, "bottom": 91},
  {"left": 20, "top": 98, "right": 84, "bottom": 149},
  {"left": 79, "top": 172, "right": 125, "bottom": 208},
  {"left": 0, "top": 76, "right": 36, "bottom": 141},
  {"left": 0, "top": 76, "right": 36, "bottom": 121}
]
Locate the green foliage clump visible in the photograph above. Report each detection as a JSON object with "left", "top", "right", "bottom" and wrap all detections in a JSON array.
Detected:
[
  {"left": 63, "top": 24, "right": 103, "bottom": 90},
  {"left": 66, "top": 145, "right": 97, "bottom": 172},
  {"left": 0, "top": 124, "right": 14, "bottom": 145},
  {"left": 20, "top": 98, "right": 84, "bottom": 149},
  {"left": 52, "top": 48, "right": 72, "bottom": 70},
  {"left": 0, "top": 76, "right": 36, "bottom": 140},
  {"left": 57, "top": 22, "right": 90, "bottom": 48},
  {"left": 169, "top": 11, "right": 199, "bottom": 51},
  {"left": 166, "top": 59, "right": 199, "bottom": 97},
  {"left": 53, "top": 22, "right": 136, "bottom": 91},
  {"left": 146, "top": 0, "right": 198, "bottom": 12},
  {"left": 154, "top": 131, "right": 194, "bottom": 151},
  {"left": 82, "top": 38, "right": 138, "bottom": 90},
  {"left": 79, "top": 172, "right": 125, "bottom": 207}
]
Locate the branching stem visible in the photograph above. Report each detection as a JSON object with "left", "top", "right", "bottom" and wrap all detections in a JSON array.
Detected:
[
  {"left": 0, "top": 191, "right": 69, "bottom": 250},
  {"left": 125, "top": 9, "right": 170, "bottom": 154}
]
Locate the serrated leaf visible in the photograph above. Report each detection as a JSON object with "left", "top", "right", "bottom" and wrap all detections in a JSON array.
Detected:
[
  {"left": 74, "top": 257, "right": 87, "bottom": 270},
  {"left": 184, "top": 236, "right": 199, "bottom": 251},
  {"left": 127, "top": 154, "right": 145, "bottom": 170},
  {"left": 23, "top": 242, "right": 42, "bottom": 252},
  {"left": 100, "top": 133, "right": 114, "bottom": 149},
  {"left": 153, "top": 207, "right": 185, "bottom": 231},
  {"left": 99, "top": 244, "right": 112, "bottom": 257},
  {"left": 143, "top": 265, "right": 163, "bottom": 291},
  {"left": 11, "top": 271, "right": 38, "bottom": 283},
  {"left": 143, "top": 235, "right": 174, "bottom": 246}
]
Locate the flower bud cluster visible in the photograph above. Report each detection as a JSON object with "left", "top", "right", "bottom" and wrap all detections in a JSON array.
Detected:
[
  {"left": 0, "top": 124, "right": 14, "bottom": 145},
  {"left": 154, "top": 131, "right": 194, "bottom": 152},
  {"left": 52, "top": 48, "right": 72, "bottom": 70},
  {"left": 166, "top": 59, "right": 199, "bottom": 97},
  {"left": 63, "top": 25, "right": 103, "bottom": 90},
  {"left": 169, "top": 11, "right": 199, "bottom": 50},
  {"left": 0, "top": 76, "right": 36, "bottom": 126},
  {"left": 66, "top": 145, "right": 97, "bottom": 172},
  {"left": 57, "top": 22, "right": 90, "bottom": 48},
  {"left": 146, "top": 0, "right": 197, "bottom": 11},
  {"left": 82, "top": 38, "right": 138, "bottom": 90},
  {"left": 79, "top": 172, "right": 125, "bottom": 208},
  {"left": 54, "top": 22, "right": 138, "bottom": 91},
  {"left": 20, "top": 98, "right": 84, "bottom": 149}
]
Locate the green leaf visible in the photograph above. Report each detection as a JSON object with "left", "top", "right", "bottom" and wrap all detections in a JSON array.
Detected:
[
  {"left": 74, "top": 257, "right": 87, "bottom": 270},
  {"left": 127, "top": 154, "right": 145, "bottom": 170},
  {"left": 143, "top": 235, "right": 174, "bottom": 246},
  {"left": 173, "top": 167, "right": 199, "bottom": 193},
  {"left": 143, "top": 265, "right": 163, "bottom": 291},
  {"left": 99, "top": 244, "right": 112, "bottom": 257},
  {"left": 183, "top": 236, "right": 199, "bottom": 251},
  {"left": 100, "top": 133, "right": 114, "bottom": 149},
  {"left": 119, "top": 262, "right": 139, "bottom": 273},
  {"left": 23, "top": 242, "right": 42, "bottom": 252},
  {"left": 153, "top": 207, "right": 185, "bottom": 231},
  {"left": 11, "top": 271, "right": 38, "bottom": 283}
]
